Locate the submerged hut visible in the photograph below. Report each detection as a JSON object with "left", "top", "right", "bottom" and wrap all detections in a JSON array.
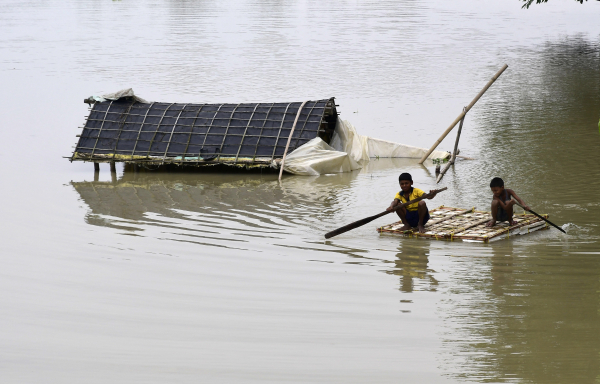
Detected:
[
  {"left": 71, "top": 90, "right": 337, "bottom": 171},
  {"left": 70, "top": 89, "right": 450, "bottom": 175}
]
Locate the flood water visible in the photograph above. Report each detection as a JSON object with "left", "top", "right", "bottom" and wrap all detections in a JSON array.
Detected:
[{"left": 1, "top": 1, "right": 600, "bottom": 382}]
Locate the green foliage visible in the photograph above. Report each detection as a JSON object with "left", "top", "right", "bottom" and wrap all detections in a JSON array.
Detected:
[{"left": 522, "top": 0, "right": 598, "bottom": 9}]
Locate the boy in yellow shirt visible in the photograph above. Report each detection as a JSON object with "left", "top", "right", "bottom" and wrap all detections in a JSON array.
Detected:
[{"left": 386, "top": 173, "right": 437, "bottom": 233}]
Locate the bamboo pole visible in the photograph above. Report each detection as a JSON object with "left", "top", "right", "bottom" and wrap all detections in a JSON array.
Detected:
[
  {"left": 450, "top": 106, "right": 466, "bottom": 164},
  {"left": 418, "top": 64, "right": 508, "bottom": 164},
  {"left": 436, "top": 107, "right": 466, "bottom": 183},
  {"left": 279, "top": 100, "right": 308, "bottom": 181}
]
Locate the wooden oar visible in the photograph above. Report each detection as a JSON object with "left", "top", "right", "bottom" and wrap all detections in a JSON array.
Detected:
[
  {"left": 513, "top": 201, "right": 566, "bottom": 234},
  {"left": 324, "top": 187, "right": 447, "bottom": 239}
]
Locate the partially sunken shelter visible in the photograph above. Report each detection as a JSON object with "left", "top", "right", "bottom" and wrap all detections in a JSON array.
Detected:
[
  {"left": 71, "top": 91, "right": 337, "bottom": 171},
  {"left": 70, "top": 89, "right": 452, "bottom": 176}
]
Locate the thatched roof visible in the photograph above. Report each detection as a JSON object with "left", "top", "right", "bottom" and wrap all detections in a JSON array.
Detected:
[{"left": 71, "top": 97, "right": 338, "bottom": 168}]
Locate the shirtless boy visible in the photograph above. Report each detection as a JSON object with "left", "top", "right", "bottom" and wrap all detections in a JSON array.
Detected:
[
  {"left": 386, "top": 173, "right": 437, "bottom": 233},
  {"left": 486, "top": 177, "right": 530, "bottom": 227}
]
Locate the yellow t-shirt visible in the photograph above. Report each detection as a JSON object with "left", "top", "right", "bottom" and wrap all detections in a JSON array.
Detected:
[{"left": 394, "top": 187, "right": 425, "bottom": 211}]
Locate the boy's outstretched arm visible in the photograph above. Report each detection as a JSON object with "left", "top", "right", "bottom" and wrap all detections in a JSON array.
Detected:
[
  {"left": 507, "top": 189, "right": 530, "bottom": 211},
  {"left": 427, "top": 190, "right": 438, "bottom": 199},
  {"left": 386, "top": 198, "right": 400, "bottom": 212}
]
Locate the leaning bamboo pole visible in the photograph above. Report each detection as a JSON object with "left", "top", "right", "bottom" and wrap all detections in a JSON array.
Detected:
[
  {"left": 436, "top": 107, "right": 466, "bottom": 183},
  {"left": 418, "top": 64, "right": 508, "bottom": 164}
]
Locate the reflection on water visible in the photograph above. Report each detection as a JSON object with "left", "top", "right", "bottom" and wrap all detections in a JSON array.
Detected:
[
  {"left": 490, "top": 243, "right": 515, "bottom": 297},
  {"left": 72, "top": 170, "right": 360, "bottom": 250},
  {"left": 439, "top": 242, "right": 600, "bottom": 383},
  {"left": 386, "top": 242, "right": 438, "bottom": 293},
  {"left": 72, "top": 157, "right": 429, "bottom": 237},
  {"left": 68, "top": 145, "right": 600, "bottom": 382}
]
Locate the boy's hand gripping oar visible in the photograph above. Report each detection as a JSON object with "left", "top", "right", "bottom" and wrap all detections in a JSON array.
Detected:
[
  {"left": 513, "top": 201, "right": 566, "bottom": 234},
  {"left": 324, "top": 187, "right": 447, "bottom": 239}
]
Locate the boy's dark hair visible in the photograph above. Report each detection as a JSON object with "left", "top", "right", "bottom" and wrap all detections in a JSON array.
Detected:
[
  {"left": 490, "top": 177, "right": 504, "bottom": 188},
  {"left": 399, "top": 173, "right": 413, "bottom": 183}
]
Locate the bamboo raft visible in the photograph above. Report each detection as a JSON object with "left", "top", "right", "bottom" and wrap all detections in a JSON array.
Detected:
[{"left": 377, "top": 206, "right": 549, "bottom": 242}]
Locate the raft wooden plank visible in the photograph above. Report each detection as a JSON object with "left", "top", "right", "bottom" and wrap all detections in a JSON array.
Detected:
[
  {"left": 377, "top": 206, "right": 550, "bottom": 242},
  {"left": 384, "top": 206, "right": 472, "bottom": 231},
  {"left": 485, "top": 221, "right": 547, "bottom": 242},
  {"left": 462, "top": 220, "right": 548, "bottom": 243},
  {"left": 470, "top": 216, "right": 547, "bottom": 241}
]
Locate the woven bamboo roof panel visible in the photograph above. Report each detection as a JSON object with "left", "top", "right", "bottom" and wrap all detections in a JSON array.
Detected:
[
  {"left": 71, "top": 98, "right": 337, "bottom": 167},
  {"left": 377, "top": 206, "right": 549, "bottom": 242}
]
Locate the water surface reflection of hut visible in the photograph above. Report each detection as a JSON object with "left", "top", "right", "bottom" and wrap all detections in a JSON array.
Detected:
[{"left": 71, "top": 172, "right": 358, "bottom": 232}]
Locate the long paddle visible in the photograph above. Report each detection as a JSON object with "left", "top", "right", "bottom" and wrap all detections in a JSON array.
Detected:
[
  {"left": 324, "top": 187, "right": 447, "bottom": 239},
  {"left": 513, "top": 201, "right": 566, "bottom": 234}
]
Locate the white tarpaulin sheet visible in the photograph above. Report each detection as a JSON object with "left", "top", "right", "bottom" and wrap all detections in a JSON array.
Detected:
[
  {"left": 283, "top": 118, "right": 450, "bottom": 176},
  {"left": 88, "top": 88, "right": 149, "bottom": 104}
]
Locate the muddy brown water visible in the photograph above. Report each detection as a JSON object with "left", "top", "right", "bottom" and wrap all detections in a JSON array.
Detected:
[{"left": 1, "top": 1, "right": 600, "bottom": 383}]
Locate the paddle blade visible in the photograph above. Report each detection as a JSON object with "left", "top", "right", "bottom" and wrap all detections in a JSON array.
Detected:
[
  {"left": 528, "top": 209, "right": 566, "bottom": 234},
  {"left": 514, "top": 201, "right": 566, "bottom": 234},
  {"left": 324, "top": 211, "right": 389, "bottom": 239}
]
